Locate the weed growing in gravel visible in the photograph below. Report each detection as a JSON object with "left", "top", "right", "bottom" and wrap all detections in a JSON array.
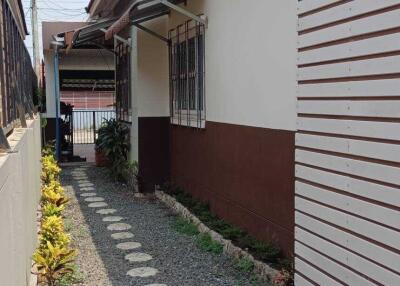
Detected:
[
  {"left": 57, "top": 264, "right": 84, "bottom": 286},
  {"left": 235, "top": 257, "right": 255, "bottom": 273},
  {"left": 172, "top": 217, "right": 199, "bottom": 236},
  {"left": 196, "top": 233, "right": 223, "bottom": 254}
]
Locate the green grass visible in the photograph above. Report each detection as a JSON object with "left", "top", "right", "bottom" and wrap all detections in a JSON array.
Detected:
[
  {"left": 235, "top": 257, "right": 255, "bottom": 273},
  {"left": 64, "top": 218, "right": 73, "bottom": 232},
  {"left": 196, "top": 233, "right": 223, "bottom": 254},
  {"left": 172, "top": 217, "right": 199, "bottom": 236},
  {"left": 57, "top": 264, "right": 84, "bottom": 286}
]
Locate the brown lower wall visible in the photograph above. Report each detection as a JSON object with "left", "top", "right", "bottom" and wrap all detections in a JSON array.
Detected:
[
  {"left": 138, "top": 117, "right": 170, "bottom": 192},
  {"left": 170, "top": 121, "right": 295, "bottom": 256}
]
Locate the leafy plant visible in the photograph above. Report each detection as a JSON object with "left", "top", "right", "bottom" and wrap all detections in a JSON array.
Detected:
[
  {"left": 196, "top": 233, "right": 223, "bottom": 254},
  {"left": 42, "top": 203, "right": 64, "bottom": 218},
  {"left": 39, "top": 215, "right": 70, "bottom": 249},
  {"left": 57, "top": 264, "right": 84, "bottom": 286},
  {"left": 172, "top": 217, "right": 199, "bottom": 236},
  {"left": 123, "top": 160, "right": 141, "bottom": 192},
  {"left": 33, "top": 241, "right": 77, "bottom": 286},
  {"left": 41, "top": 155, "right": 61, "bottom": 185},
  {"left": 235, "top": 257, "right": 255, "bottom": 273},
  {"left": 96, "top": 118, "right": 130, "bottom": 181},
  {"left": 41, "top": 182, "right": 69, "bottom": 207},
  {"left": 238, "top": 235, "right": 281, "bottom": 263}
]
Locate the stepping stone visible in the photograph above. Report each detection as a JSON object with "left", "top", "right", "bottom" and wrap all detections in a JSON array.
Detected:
[
  {"left": 80, "top": 193, "right": 97, "bottom": 197},
  {"left": 127, "top": 267, "right": 158, "bottom": 278},
  {"left": 125, "top": 252, "right": 152, "bottom": 263},
  {"left": 103, "top": 216, "right": 123, "bottom": 222},
  {"left": 111, "top": 232, "right": 134, "bottom": 240},
  {"left": 79, "top": 183, "right": 94, "bottom": 188},
  {"left": 84, "top": 197, "right": 105, "bottom": 202},
  {"left": 117, "top": 242, "right": 141, "bottom": 250},
  {"left": 80, "top": 187, "right": 95, "bottom": 192},
  {"left": 88, "top": 202, "right": 108, "bottom": 208},
  {"left": 72, "top": 175, "right": 88, "bottom": 178},
  {"left": 77, "top": 180, "right": 91, "bottom": 184},
  {"left": 96, "top": 209, "right": 117, "bottom": 215},
  {"left": 107, "top": 223, "right": 131, "bottom": 231}
]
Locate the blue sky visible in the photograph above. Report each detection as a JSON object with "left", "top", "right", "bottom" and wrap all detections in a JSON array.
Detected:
[{"left": 22, "top": 0, "right": 90, "bottom": 59}]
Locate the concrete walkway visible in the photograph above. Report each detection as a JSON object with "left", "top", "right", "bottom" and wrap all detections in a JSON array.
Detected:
[{"left": 61, "top": 164, "right": 265, "bottom": 286}]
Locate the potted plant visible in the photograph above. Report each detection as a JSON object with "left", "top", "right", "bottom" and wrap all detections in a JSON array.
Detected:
[
  {"left": 95, "top": 138, "right": 108, "bottom": 167},
  {"left": 96, "top": 118, "right": 130, "bottom": 179}
]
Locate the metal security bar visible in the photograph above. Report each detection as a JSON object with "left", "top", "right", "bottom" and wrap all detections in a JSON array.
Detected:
[
  {"left": 115, "top": 42, "right": 131, "bottom": 123},
  {"left": 0, "top": 0, "right": 37, "bottom": 131},
  {"left": 72, "top": 110, "right": 115, "bottom": 144},
  {"left": 169, "top": 19, "right": 205, "bottom": 128}
]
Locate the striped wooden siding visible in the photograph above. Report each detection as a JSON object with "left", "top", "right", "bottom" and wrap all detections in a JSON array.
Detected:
[{"left": 295, "top": 1, "right": 400, "bottom": 285}]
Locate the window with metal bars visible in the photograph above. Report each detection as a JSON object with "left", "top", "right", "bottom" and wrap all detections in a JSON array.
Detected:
[
  {"left": 115, "top": 42, "right": 131, "bottom": 123},
  {"left": 169, "top": 20, "right": 205, "bottom": 128}
]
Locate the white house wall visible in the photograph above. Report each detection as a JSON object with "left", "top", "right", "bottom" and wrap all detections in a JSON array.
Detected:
[
  {"left": 167, "top": 0, "right": 298, "bottom": 131},
  {"left": 137, "top": 18, "right": 169, "bottom": 117}
]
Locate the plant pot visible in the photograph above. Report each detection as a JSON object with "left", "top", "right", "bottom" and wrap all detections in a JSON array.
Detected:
[{"left": 95, "top": 149, "right": 108, "bottom": 167}]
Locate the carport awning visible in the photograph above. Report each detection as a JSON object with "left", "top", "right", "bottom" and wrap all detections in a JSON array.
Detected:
[
  {"left": 58, "top": 17, "right": 116, "bottom": 50},
  {"left": 104, "top": 0, "right": 186, "bottom": 40}
]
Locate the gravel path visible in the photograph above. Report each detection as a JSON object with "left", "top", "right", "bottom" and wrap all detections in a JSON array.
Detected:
[{"left": 61, "top": 164, "right": 266, "bottom": 286}]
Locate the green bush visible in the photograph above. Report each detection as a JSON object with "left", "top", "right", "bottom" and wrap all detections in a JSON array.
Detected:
[
  {"left": 235, "top": 257, "right": 255, "bottom": 273},
  {"left": 172, "top": 218, "right": 199, "bottom": 236},
  {"left": 96, "top": 118, "right": 130, "bottom": 181},
  {"left": 196, "top": 233, "right": 223, "bottom": 254},
  {"left": 238, "top": 235, "right": 281, "bottom": 263}
]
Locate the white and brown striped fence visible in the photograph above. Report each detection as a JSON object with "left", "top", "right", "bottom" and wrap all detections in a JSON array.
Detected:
[{"left": 295, "top": 1, "right": 400, "bottom": 285}]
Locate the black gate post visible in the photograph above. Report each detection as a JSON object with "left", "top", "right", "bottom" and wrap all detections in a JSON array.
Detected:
[{"left": 92, "top": 111, "right": 96, "bottom": 143}]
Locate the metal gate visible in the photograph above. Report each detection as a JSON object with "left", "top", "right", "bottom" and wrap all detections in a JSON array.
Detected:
[{"left": 72, "top": 110, "right": 115, "bottom": 144}]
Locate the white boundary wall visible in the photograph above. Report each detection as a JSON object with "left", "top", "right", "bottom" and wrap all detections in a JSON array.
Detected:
[
  {"left": 295, "top": 1, "right": 400, "bottom": 285},
  {"left": 0, "top": 118, "right": 41, "bottom": 286}
]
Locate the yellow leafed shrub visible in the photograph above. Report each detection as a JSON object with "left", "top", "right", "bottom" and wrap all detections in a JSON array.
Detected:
[
  {"left": 41, "top": 182, "right": 69, "bottom": 207},
  {"left": 41, "top": 155, "right": 61, "bottom": 185},
  {"left": 39, "top": 215, "right": 70, "bottom": 250},
  {"left": 33, "top": 241, "right": 77, "bottom": 286}
]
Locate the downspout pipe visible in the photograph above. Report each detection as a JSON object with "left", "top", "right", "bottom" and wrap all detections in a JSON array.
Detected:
[{"left": 51, "top": 40, "right": 63, "bottom": 160}]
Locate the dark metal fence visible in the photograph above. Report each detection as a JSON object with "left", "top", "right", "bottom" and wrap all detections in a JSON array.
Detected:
[
  {"left": 72, "top": 110, "right": 115, "bottom": 144},
  {"left": 0, "top": 0, "right": 37, "bottom": 131}
]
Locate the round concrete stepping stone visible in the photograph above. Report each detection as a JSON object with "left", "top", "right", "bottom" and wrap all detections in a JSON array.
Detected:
[
  {"left": 127, "top": 267, "right": 158, "bottom": 278},
  {"left": 80, "top": 187, "right": 95, "bottom": 191},
  {"left": 111, "top": 232, "right": 134, "bottom": 240},
  {"left": 96, "top": 209, "right": 117, "bottom": 215},
  {"left": 107, "top": 223, "right": 131, "bottom": 231},
  {"left": 80, "top": 193, "right": 97, "bottom": 197},
  {"left": 88, "top": 202, "right": 108, "bottom": 208},
  {"left": 125, "top": 252, "right": 152, "bottom": 263},
  {"left": 79, "top": 183, "right": 94, "bottom": 187},
  {"left": 117, "top": 242, "right": 141, "bottom": 250},
  {"left": 84, "top": 197, "right": 105, "bottom": 202},
  {"left": 72, "top": 174, "right": 88, "bottom": 178},
  {"left": 102, "top": 216, "right": 123, "bottom": 222}
]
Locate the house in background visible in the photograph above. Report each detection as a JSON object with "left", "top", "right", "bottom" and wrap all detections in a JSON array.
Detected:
[
  {"left": 42, "top": 21, "right": 115, "bottom": 137},
  {"left": 52, "top": 0, "right": 400, "bottom": 285}
]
